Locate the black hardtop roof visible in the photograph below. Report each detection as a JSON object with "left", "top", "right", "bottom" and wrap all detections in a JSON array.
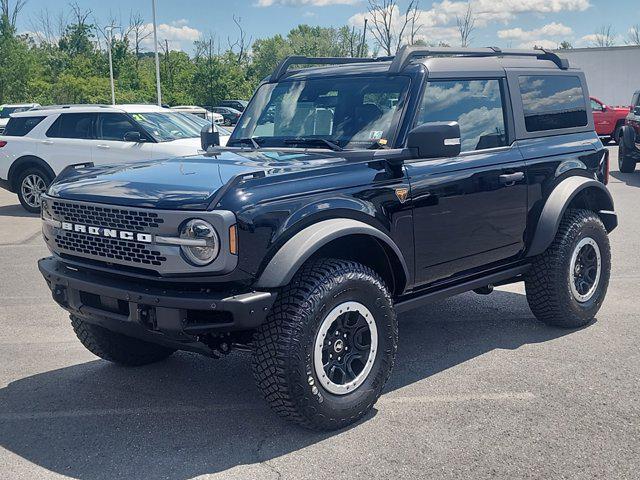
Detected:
[{"left": 272, "top": 45, "right": 571, "bottom": 82}]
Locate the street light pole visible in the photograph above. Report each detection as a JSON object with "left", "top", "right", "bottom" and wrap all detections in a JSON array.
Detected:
[
  {"left": 151, "top": 0, "right": 162, "bottom": 106},
  {"left": 105, "top": 25, "right": 119, "bottom": 105}
]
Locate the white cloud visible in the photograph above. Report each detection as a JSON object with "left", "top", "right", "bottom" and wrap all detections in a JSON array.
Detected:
[
  {"left": 138, "top": 20, "right": 201, "bottom": 51},
  {"left": 257, "top": 0, "right": 359, "bottom": 6},
  {"left": 349, "top": 0, "right": 590, "bottom": 47},
  {"left": 497, "top": 22, "right": 572, "bottom": 48}
]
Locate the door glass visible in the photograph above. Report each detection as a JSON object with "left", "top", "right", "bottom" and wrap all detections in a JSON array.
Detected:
[
  {"left": 98, "top": 113, "right": 141, "bottom": 141},
  {"left": 415, "top": 79, "right": 507, "bottom": 152},
  {"left": 46, "top": 113, "right": 96, "bottom": 139},
  {"left": 590, "top": 99, "right": 603, "bottom": 111}
]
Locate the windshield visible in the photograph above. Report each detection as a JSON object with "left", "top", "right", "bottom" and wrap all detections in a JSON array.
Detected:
[
  {"left": 176, "top": 112, "right": 231, "bottom": 136},
  {"left": 0, "top": 106, "right": 32, "bottom": 118},
  {"left": 130, "top": 112, "right": 202, "bottom": 142},
  {"left": 230, "top": 75, "right": 410, "bottom": 149}
]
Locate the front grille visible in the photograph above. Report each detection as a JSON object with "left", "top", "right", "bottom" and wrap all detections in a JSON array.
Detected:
[
  {"left": 55, "top": 231, "right": 167, "bottom": 266},
  {"left": 51, "top": 201, "right": 164, "bottom": 232}
]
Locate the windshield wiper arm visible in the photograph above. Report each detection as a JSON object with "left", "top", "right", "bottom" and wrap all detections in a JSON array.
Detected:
[
  {"left": 231, "top": 137, "right": 261, "bottom": 149},
  {"left": 283, "top": 137, "right": 344, "bottom": 151}
]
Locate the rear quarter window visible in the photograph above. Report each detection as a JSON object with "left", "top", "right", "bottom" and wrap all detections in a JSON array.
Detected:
[
  {"left": 3, "top": 116, "right": 46, "bottom": 136},
  {"left": 518, "top": 75, "right": 587, "bottom": 132}
]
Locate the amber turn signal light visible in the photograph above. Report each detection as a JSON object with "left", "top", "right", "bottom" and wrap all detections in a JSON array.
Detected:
[{"left": 229, "top": 224, "right": 238, "bottom": 255}]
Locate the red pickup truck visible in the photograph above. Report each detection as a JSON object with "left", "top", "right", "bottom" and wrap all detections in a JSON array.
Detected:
[{"left": 590, "top": 97, "right": 629, "bottom": 144}]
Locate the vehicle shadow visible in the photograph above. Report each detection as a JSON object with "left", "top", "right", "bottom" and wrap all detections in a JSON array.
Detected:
[
  {"left": 0, "top": 290, "right": 581, "bottom": 480},
  {"left": 610, "top": 170, "right": 640, "bottom": 188},
  {"left": 0, "top": 202, "right": 37, "bottom": 218}
]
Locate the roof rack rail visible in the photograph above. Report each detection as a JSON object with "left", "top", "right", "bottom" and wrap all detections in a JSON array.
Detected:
[
  {"left": 270, "top": 55, "right": 392, "bottom": 82},
  {"left": 389, "top": 45, "right": 569, "bottom": 72},
  {"left": 32, "top": 104, "right": 111, "bottom": 110}
]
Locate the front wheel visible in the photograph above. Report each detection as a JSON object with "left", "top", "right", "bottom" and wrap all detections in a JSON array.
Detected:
[
  {"left": 71, "top": 316, "right": 175, "bottom": 366},
  {"left": 253, "top": 258, "right": 397, "bottom": 430},
  {"left": 525, "top": 209, "right": 611, "bottom": 328},
  {"left": 618, "top": 139, "right": 637, "bottom": 173}
]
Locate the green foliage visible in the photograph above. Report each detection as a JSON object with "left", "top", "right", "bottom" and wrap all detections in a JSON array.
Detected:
[{"left": 0, "top": 13, "right": 367, "bottom": 106}]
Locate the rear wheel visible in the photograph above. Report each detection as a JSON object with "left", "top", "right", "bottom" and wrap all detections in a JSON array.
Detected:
[
  {"left": 525, "top": 209, "right": 611, "bottom": 328},
  {"left": 71, "top": 316, "right": 175, "bottom": 366},
  {"left": 17, "top": 167, "right": 52, "bottom": 213},
  {"left": 253, "top": 258, "right": 397, "bottom": 430}
]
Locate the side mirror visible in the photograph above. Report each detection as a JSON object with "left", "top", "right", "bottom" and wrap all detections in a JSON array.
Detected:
[
  {"left": 123, "top": 131, "right": 142, "bottom": 142},
  {"left": 200, "top": 124, "right": 220, "bottom": 151},
  {"left": 407, "top": 121, "right": 461, "bottom": 159},
  {"left": 601, "top": 105, "right": 608, "bottom": 112}
]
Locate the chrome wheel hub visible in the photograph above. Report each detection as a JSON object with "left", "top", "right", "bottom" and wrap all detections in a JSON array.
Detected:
[
  {"left": 570, "top": 237, "right": 601, "bottom": 303},
  {"left": 313, "top": 301, "right": 378, "bottom": 395},
  {"left": 21, "top": 174, "right": 47, "bottom": 208}
]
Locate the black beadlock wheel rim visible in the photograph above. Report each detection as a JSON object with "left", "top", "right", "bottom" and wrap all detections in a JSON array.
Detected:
[
  {"left": 569, "top": 237, "right": 601, "bottom": 303},
  {"left": 313, "top": 301, "right": 378, "bottom": 395}
]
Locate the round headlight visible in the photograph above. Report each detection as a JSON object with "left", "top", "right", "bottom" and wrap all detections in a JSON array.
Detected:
[{"left": 179, "top": 219, "right": 219, "bottom": 266}]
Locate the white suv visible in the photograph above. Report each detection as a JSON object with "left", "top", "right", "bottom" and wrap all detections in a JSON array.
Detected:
[
  {"left": 170, "top": 105, "right": 224, "bottom": 124},
  {"left": 0, "top": 104, "right": 230, "bottom": 212}
]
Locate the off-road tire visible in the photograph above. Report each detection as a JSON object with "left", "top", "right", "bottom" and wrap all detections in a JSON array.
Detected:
[
  {"left": 17, "top": 167, "right": 52, "bottom": 213},
  {"left": 525, "top": 209, "right": 611, "bottom": 328},
  {"left": 618, "top": 140, "right": 637, "bottom": 173},
  {"left": 613, "top": 124, "right": 625, "bottom": 145},
  {"left": 253, "top": 258, "right": 398, "bottom": 431},
  {"left": 71, "top": 316, "right": 175, "bottom": 366}
]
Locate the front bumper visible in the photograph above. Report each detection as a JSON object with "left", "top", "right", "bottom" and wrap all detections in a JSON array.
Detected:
[{"left": 39, "top": 257, "right": 276, "bottom": 353}]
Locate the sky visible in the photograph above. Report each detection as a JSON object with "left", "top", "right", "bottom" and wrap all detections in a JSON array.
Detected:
[{"left": 14, "top": 0, "right": 640, "bottom": 53}]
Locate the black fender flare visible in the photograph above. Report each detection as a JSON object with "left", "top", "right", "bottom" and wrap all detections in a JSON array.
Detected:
[
  {"left": 527, "top": 177, "right": 616, "bottom": 257},
  {"left": 254, "top": 218, "right": 410, "bottom": 291},
  {"left": 7, "top": 156, "right": 56, "bottom": 191}
]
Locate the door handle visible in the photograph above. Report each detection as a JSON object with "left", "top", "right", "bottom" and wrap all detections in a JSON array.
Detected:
[
  {"left": 499, "top": 172, "right": 525, "bottom": 186},
  {"left": 96, "top": 144, "right": 110, "bottom": 149},
  {"left": 41, "top": 140, "right": 53, "bottom": 145}
]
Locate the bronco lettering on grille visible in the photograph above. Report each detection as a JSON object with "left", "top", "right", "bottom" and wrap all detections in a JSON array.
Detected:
[{"left": 61, "top": 222, "right": 152, "bottom": 243}]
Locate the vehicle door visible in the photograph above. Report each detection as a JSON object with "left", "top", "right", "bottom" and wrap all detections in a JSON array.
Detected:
[
  {"left": 41, "top": 113, "right": 96, "bottom": 174},
  {"left": 590, "top": 98, "right": 614, "bottom": 136},
  {"left": 93, "top": 113, "right": 154, "bottom": 165},
  {"left": 405, "top": 78, "right": 528, "bottom": 286}
]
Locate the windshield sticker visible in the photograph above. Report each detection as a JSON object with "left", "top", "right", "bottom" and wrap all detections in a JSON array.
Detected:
[{"left": 369, "top": 130, "right": 384, "bottom": 140}]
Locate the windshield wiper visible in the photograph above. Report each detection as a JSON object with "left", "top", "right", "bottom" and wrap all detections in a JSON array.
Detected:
[
  {"left": 282, "top": 137, "right": 344, "bottom": 151},
  {"left": 231, "top": 137, "right": 261, "bottom": 149}
]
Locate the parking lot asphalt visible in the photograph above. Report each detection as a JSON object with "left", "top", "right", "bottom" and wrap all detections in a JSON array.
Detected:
[{"left": 0, "top": 146, "right": 638, "bottom": 480}]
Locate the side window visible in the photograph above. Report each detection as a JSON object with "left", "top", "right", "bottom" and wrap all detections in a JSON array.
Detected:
[
  {"left": 97, "top": 113, "right": 143, "bottom": 141},
  {"left": 632, "top": 93, "right": 640, "bottom": 108},
  {"left": 590, "top": 99, "right": 603, "bottom": 111},
  {"left": 415, "top": 79, "right": 507, "bottom": 152},
  {"left": 47, "top": 113, "right": 96, "bottom": 139},
  {"left": 519, "top": 75, "right": 587, "bottom": 132},
  {"left": 3, "top": 116, "right": 46, "bottom": 136}
]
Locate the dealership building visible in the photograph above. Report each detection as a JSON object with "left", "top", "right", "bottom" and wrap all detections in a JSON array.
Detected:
[{"left": 553, "top": 46, "right": 640, "bottom": 107}]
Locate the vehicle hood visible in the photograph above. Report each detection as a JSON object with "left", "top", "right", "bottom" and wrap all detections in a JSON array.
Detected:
[{"left": 47, "top": 149, "right": 346, "bottom": 210}]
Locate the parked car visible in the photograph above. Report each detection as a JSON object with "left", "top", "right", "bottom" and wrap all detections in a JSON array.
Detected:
[
  {"left": 170, "top": 105, "right": 224, "bottom": 125},
  {"left": 37, "top": 47, "right": 616, "bottom": 431},
  {"left": 217, "top": 99, "right": 248, "bottom": 112},
  {"left": 0, "top": 103, "right": 40, "bottom": 134},
  {"left": 0, "top": 104, "right": 230, "bottom": 212},
  {"left": 618, "top": 90, "right": 640, "bottom": 173},
  {"left": 590, "top": 97, "right": 629, "bottom": 144},
  {"left": 211, "top": 106, "right": 241, "bottom": 126}
]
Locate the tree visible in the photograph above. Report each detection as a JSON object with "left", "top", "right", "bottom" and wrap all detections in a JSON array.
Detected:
[
  {"left": 456, "top": 1, "right": 475, "bottom": 47},
  {"left": 558, "top": 41, "right": 573, "bottom": 50},
  {"left": 366, "top": 0, "right": 421, "bottom": 55},
  {"left": 627, "top": 25, "right": 640, "bottom": 46},
  {"left": 592, "top": 25, "right": 616, "bottom": 47}
]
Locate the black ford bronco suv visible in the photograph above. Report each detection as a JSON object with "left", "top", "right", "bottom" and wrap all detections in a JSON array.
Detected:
[{"left": 38, "top": 47, "right": 617, "bottom": 431}]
